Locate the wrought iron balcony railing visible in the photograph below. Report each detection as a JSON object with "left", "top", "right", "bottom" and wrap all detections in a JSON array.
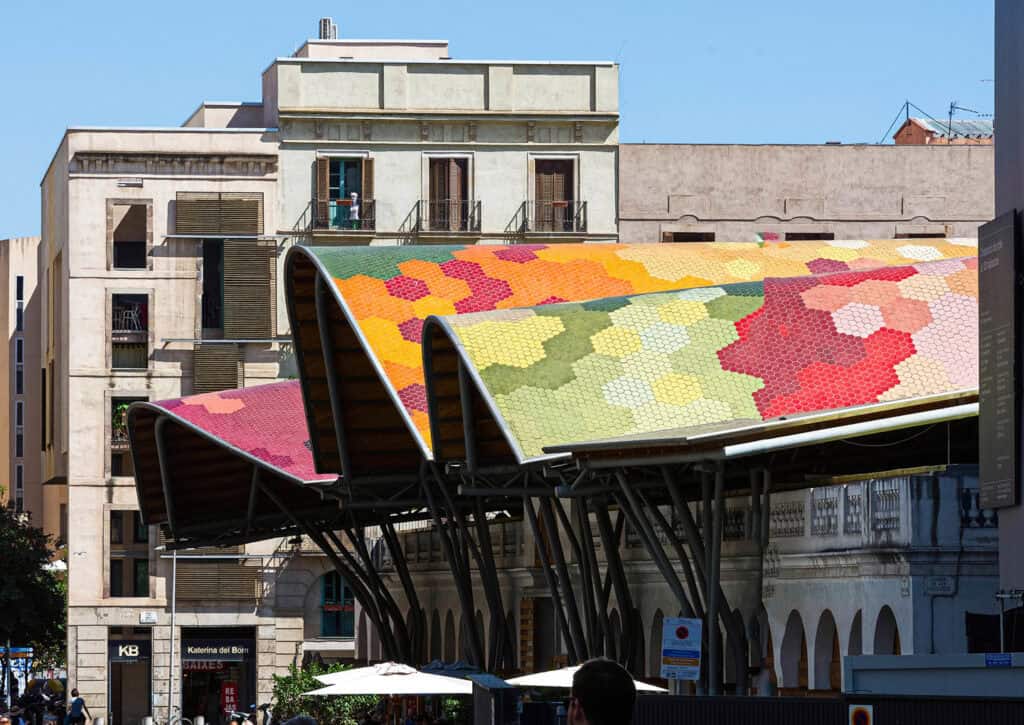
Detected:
[
  {"left": 413, "top": 199, "right": 482, "bottom": 233},
  {"left": 310, "top": 198, "right": 376, "bottom": 232},
  {"left": 506, "top": 200, "right": 588, "bottom": 235}
]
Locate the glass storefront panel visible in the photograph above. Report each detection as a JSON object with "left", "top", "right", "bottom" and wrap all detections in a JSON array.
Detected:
[{"left": 180, "top": 629, "right": 256, "bottom": 725}]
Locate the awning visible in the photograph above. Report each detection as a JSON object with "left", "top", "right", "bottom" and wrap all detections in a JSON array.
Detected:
[
  {"left": 305, "top": 662, "right": 473, "bottom": 696},
  {"left": 507, "top": 665, "right": 666, "bottom": 693}
]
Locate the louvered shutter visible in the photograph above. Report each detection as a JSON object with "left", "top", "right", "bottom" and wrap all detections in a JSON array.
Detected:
[
  {"left": 222, "top": 239, "right": 274, "bottom": 339},
  {"left": 315, "top": 157, "right": 330, "bottom": 228},
  {"left": 361, "top": 158, "right": 374, "bottom": 202},
  {"left": 176, "top": 192, "right": 263, "bottom": 235},
  {"left": 192, "top": 343, "right": 239, "bottom": 393},
  {"left": 449, "top": 159, "right": 463, "bottom": 230},
  {"left": 177, "top": 561, "right": 259, "bottom": 600}
]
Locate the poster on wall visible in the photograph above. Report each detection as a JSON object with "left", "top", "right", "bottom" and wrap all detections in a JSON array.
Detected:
[
  {"left": 660, "top": 617, "right": 702, "bottom": 680},
  {"left": 220, "top": 681, "right": 239, "bottom": 716}
]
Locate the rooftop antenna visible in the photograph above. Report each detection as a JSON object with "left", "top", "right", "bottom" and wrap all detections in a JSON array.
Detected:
[{"left": 318, "top": 17, "right": 337, "bottom": 40}]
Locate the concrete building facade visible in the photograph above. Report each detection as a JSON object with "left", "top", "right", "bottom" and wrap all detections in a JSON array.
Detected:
[
  {"left": 618, "top": 143, "right": 993, "bottom": 243},
  {"left": 0, "top": 236, "right": 42, "bottom": 525},
  {"left": 38, "top": 29, "right": 619, "bottom": 725}
]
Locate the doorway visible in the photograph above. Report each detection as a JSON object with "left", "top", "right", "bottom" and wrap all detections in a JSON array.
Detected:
[
  {"left": 534, "top": 159, "right": 575, "bottom": 232},
  {"left": 428, "top": 158, "right": 470, "bottom": 231},
  {"left": 108, "top": 628, "right": 152, "bottom": 725}
]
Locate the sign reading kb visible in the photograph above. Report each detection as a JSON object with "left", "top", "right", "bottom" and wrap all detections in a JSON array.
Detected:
[{"left": 108, "top": 640, "right": 152, "bottom": 663}]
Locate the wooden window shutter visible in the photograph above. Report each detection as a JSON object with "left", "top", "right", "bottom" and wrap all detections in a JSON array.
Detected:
[
  {"left": 448, "top": 159, "right": 463, "bottom": 229},
  {"left": 175, "top": 192, "right": 263, "bottom": 235},
  {"left": 362, "top": 158, "right": 375, "bottom": 201},
  {"left": 177, "top": 561, "right": 258, "bottom": 601},
  {"left": 192, "top": 343, "right": 239, "bottom": 393},
  {"left": 315, "top": 157, "right": 330, "bottom": 227},
  {"left": 222, "top": 239, "right": 274, "bottom": 339}
]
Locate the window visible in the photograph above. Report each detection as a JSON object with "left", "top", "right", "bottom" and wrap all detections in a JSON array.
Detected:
[
  {"left": 41, "top": 367, "right": 48, "bottom": 450},
  {"left": 427, "top": 158, "right": 472, "bottom": 232},
  {"left": 110, "top": 559, "right": 124, "bottom": 597},
  {"left": 785, "top": 232, "right": 835, "bottom": 241},
  {"left": 111, "top": 293, "right": 149, "bottom": 370},
  {"left": 662, "top": 232, "right": 715, "bottom": 243},
  {"left": 320, "top": 571, "right": 355, "bottom": 637},
  {"left": 15, "top": 432, "right": 22, "bottom": 458},
  {"left": 16, "top": 275, "right": 23, "bottom": 301},
  {"left": 111, "top": 511, "right": 125, "bottom": 544},
  {"left": 111, "top": 397, "right": 146, "bottom": 477},
  {"left": 15, "top": 368, "right": 23, "bottom": 395},
  {"left": 202, "top": 240, "right": 224, "bottom": 330},
  {"left": 59, "top": 504, "right": 68, "bottom": 547},
  {"left": 314, "top": 157, "right": 374, "bottom": 230},
  {"left": 15, "top": 465, "right": 22, "bottom": 491},
  {"left": 895, "top": 232, "right": 946, "bottom": 239},
  {"left": 15, "top": 401, "right": 23, "bottom": 427},
  {"left": 133, "top": 512, "right": 148, "bottom": 544},
  {"left": 109, "top": 509, "right": 150, "bottom": 598},
  {"left": 15, "top": 338, "right": 23, "bottom": 364},
  {"left": 111, "top": 203, "right": 148, "bottom": 269},
  {"left": 15, "top": 303, "right": 22, "bottom": 332},
  {"left": 533, "top": 159, "right": 577, "bottom": 232},
  {"left": 133, "top": 559, "right": 149, "bottom": 598}
]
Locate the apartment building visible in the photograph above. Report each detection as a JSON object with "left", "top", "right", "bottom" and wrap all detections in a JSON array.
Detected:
[
  {"left": 619, "top": 142, "right": 993, "bottom": 242},
  {"left": 38, "top": 25, "right": 619, "bottom": 725},
  {"left": 0, "top": 237, "right": 43, "bottom": 527}
]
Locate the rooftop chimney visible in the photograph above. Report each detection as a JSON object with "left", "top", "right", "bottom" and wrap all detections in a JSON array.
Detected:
[{"left": 318, "top": 17, "right": 337, "bottom": 40}]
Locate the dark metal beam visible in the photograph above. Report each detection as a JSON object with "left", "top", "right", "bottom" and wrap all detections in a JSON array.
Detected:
[
  {"left": 315, "top": 274, "right": 353, "bottom": 480},
  {"left": 153, "top": 416, "right": 179, "bottom": 540},
  {"left": 524, "top": 494, "right": 580, "bottom": 663}
]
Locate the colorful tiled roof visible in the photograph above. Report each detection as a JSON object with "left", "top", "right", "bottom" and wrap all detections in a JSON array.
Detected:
[
  {"left": 309, "top": 239, "right": 977, "bottom": 452},
  {"left": 429, "top": 257, "right": 978, "bottom": 460},
  {"left": 152, "top": 380, "right": 332, "bottom": 483}
]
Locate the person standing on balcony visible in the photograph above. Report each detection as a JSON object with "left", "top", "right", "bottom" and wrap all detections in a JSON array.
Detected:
[{"left": 349, "top": 192, "right": 360, "bottom": 230}]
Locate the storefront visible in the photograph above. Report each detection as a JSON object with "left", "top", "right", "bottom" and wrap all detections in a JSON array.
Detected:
[
  {"left": 181, "top": 629, "right": 256, "bottom": 725},
  {"left": 108, "top": 632, "right": 152, "bottom": 725}
]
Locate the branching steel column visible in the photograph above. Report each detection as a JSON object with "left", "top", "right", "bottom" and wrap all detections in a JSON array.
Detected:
[
  {"left": 257, "top": 481, "right": 397, "bottom": 659},
  {"left": 342, "top": 527, "right": 412, "bottom": 660},
  {"left": 557, "top": 497, "right": 601, "bottom": 657},
  {"left": 638, "top": 487, "right": 704, "bottom": 621},
  {"left": 382, "top": 522, "right": 426, "bottom": 663},
  {"left": 539, "top": 496, "right": 589, "bottom": 660},
  {"left": 576, "top": 497, "right": 609, "bottom": 656},
  {"left": 423, "top": 465, "right": 485, "bottom": 667},
  {"left": 524, "top": 495, "right": 580, "bottom": 664},
  {"left": 153, "top": 416, "right": 178, "bottom": 541},
  {"left": 594, "top": 503, "right": 635, "bottom": 666},
  {"left": 315, "top": 274, "right": 352, "bottom": 479},
  {"left": 615, "top": 473, "right": 695, "bottom": 619},
  {"left": 473, "top": 498, "right": 515, "bottom": 672},
  {"left": 708, "top": 464, "right": 725, "bottom": 695}
]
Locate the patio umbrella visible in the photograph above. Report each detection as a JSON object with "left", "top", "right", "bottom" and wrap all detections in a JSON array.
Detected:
[
  {"left": 507, "top": 666, "right": 667, "bottom": 693},
  {"left": 306, "top": 662, "right": 473, "bottom": 696}
]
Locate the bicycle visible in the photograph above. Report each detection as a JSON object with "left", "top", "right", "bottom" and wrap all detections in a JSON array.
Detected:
[{"left": 149, "top": 705, "right": 193, "bottom": 725}]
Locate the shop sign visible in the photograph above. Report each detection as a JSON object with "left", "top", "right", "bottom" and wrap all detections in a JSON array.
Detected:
[
  {"left": 183, "top": 661, "right": 226, "bottom": 672},
  {"left": 182, "top": 639, "right": 254, "bottom": 662},
  {"left": 108, "top": 640, "right": 152, "bottom": 663}
]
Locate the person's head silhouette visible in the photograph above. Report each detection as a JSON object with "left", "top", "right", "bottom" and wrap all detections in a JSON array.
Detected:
[{"left": 569, "top": 658, "right": 637, "bottom": 725}]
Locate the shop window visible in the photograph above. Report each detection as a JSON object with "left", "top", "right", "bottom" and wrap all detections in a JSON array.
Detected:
[{"left": 321, "top": 571, "right": 355, "bottom": 637}]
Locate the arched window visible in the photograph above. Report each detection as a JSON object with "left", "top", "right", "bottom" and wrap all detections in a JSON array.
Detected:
[{"left": 320, "top": 571, "right": 355, "bottom": 637}]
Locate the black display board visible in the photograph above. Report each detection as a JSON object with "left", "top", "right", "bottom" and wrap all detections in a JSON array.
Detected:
[{"left": 979, "top": 210, "right": 1021, "bottom": 509}]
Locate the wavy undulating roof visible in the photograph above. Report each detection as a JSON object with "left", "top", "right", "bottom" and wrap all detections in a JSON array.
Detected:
[
  {"left": 425, "top": 257, "right": 978, "bottom": 461},
  {"left": 289, "top": 239, "right": 977, "bottom": 474},
  {"left": 148, "top": 381, "right": 329, "bottom": 483}
]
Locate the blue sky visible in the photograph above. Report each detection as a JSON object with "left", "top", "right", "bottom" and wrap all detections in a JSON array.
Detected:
[{"left": 1, "top": 0, "right": 994, "bottom": 237}]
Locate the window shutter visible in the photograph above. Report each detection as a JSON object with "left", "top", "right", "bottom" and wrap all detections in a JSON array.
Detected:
[
  {"left": 192, "top": 343, "right": 239, "bottom": 393},
  {"left": 222, "top": 239, "right": 274, "bottom": 339},
  {"left": 176, "top": 561, "right": 258, "bottom": 601},
  {"left": 175, "top": 192, "right": 263, "bottom": 235},
  {"left": 449, "top": 159, "right": 464, "bottom": 229},
  {"left": 315, "top": 157, "right": 330, "bottom": 227},
  {"left": 362, "top": 158, "right": 375, "bottom": 201}
]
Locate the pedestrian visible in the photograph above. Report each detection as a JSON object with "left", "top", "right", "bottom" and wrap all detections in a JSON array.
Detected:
[
  {"left": 568, "top": 658, "right": 636, "bottom": 725},
  {"left": 67, "top": 689, "right": 90, "bottom": 725}
]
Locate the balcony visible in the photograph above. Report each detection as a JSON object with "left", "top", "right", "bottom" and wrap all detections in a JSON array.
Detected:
[
  {"left": 412, "top": 199, "right": 482, "bottom": 235},
  {"left": 506, "top": 200, "right": 588, "bottom": 238},
  {"left": 111, "top": 295, "right": 148, "bottom": 370},
  {"left": 310, "top": 198, "right": 376, "bottom": 234}
]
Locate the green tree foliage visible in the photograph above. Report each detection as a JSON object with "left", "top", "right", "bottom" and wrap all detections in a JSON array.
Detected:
[
  {"left": 271, "top": 662, "right": 378, "bottom": 725},
  {"left": 0, "top": 506, "right": 66, "bottom": 691}
]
